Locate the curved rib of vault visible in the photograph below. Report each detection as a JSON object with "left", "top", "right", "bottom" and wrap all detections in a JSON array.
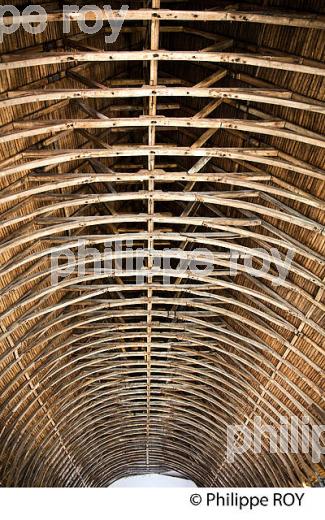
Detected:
[{"left": 0, "top": 0, "right": 324, "bottom": 487}]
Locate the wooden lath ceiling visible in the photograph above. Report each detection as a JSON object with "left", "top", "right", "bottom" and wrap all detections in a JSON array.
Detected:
[{"left": 0, "top": 0, "right": 324, "bottom": 487}]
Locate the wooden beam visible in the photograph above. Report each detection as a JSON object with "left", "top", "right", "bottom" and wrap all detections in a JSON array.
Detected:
[
  {"left": 3, "top": 118, "right": 324, "bottom": 147},
  {"left": 3, "top": 87, "right": 324, "bottom": 114},
  {"left": 3, "top": 146, "right": 324, "bottom": 181},
  {"left": 2, "top": 51, "right": 325, "bottom": 75},
  {"left": 0, "top": 191, "right": 323, "bottom": 233},
  {"left": 3, "top": 9, "right": 325, "bottom": 28}
]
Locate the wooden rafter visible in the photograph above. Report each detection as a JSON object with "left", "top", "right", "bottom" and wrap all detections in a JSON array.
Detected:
[{"left": 0, "top": 2, "right": 324, "bottom": 489}]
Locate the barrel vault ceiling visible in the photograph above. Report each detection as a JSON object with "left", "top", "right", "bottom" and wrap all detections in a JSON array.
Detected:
[{"left": 0, "top": 0, "right": 324, "bottom": 487}]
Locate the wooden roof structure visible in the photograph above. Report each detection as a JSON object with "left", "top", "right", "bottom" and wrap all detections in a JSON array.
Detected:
[{"left": 0, "top": 0, "right": 324, "bottom": 487}]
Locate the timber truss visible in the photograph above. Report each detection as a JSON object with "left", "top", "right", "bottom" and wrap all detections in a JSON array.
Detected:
[{"left": 0, "top": 1, "right": 324, "bottom": 487}]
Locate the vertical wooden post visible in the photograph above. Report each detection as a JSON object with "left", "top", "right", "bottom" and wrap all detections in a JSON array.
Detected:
[{"left": 145, "top": 0, "right": 160, "bottom": 469}]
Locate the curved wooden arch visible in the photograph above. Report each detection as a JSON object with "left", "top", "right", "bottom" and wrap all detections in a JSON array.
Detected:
[
  {"left": 2, "top": 190, "right": 323, "bottom": 232},
  {"left": 1, "top": 288, "right": 323, "bottom": 405},
  {"left": 0, "top": 2, "right": 324, "bottom": 488},
  {"left": 0, "top": 288, "right": 315, "bottom": 365},
  {"left": 0, "top": 320, "right": 318, "bottom": 456},
  {"left": 2, "top": 51, "right": 325, "bottom": 76},
  {"left": 1, "top": 228, "right": 323, "bottom": 280},
  {"left": 29, "top": 415, "right": 274, "bottom": 488},
  {"left": 1, "top": 364, "right": 298, "bottom": 486},
  {"left": 20, "top": 310, "right": 323, "bottom": 376},
  {"left": 3, "top": 360, "right": 304, "bottom": 486},
  {"left": 0, "top": 360, "right": 264, "bottom": 470},
  {"left": 2, "top": 326, "right": 321, "bottom": 427},
  {"left": 3, "top": 8, "right": 324, "bottom": 27},
  {"left": 2, "top": 118, "right": 325, "bottom": 147},
  {"left": 2, "top": 87, "right": 324, "bottom": 114},
  {"left": 2, "top": 146, "right": 324, "bottom": 181},
  {"left": 4, "top": 292, "right": 321, "bottom": 405},
  {"left": 2, "top": 308, "right": 318, "bottom": 408},
  {"left": 0, "top": 352, "right": 308, "bottom": 486},
  {"left": 13, "top": 399, "right": 235, "bottom": 480},
  {"left": 26, "top": 378, "right": 298, "bottom": 488},
  {"left": 2, "top": 170, "right": 323, "bottom": 210},
  {"left": 2, "top": 251, "right": 322, "bottom": 322}
]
